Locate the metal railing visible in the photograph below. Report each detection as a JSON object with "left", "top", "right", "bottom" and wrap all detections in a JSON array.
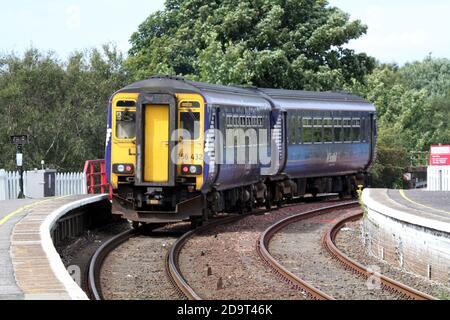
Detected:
[
  {"left": 0, "top": 169, "right": 87, "bottom": 200},
  {"left": 83, "top": 159, "right": 111, "bottom": 197}
]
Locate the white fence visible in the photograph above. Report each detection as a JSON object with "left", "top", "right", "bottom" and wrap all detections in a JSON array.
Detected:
[
  {"left": 427, "top": 166, "right": 450, "bottom": 191},
  {"left": 0, "top": 170, "right": 87, "bottom": 200}
]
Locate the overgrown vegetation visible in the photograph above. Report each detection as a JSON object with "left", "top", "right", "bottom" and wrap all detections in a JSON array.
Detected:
[
  {"left": 0, "top": 45, "right": 127, "bottom": 171},
  {"left": 0, "top": 0, "right": 448, "bottom": 187}
]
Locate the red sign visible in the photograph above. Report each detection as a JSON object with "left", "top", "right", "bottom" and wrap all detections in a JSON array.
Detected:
[{"left": 429, "top": 145, "right": 450, "bottom": 166}]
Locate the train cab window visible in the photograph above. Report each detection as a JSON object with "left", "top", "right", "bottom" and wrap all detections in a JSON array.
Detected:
[
  {"left": 351, "top": 118, "right": 361, "bottom": 142},
  {"left": 313, "top": 118, "right": 323, "bottom": 144},
  {"left": 343, "top": 118, "right": 352, "bottom": 143},
  {"left": 180, "top": 112, "right": 200, "bottom": 140},
  {"left": 323, "top": 118, "right": 333, "bottom": 143},
  {"left": 302, "top": 117, "right": 313, "bottom": 144},
  {"left": 116, "top": 109, "right": 136, "bottom": 139}
]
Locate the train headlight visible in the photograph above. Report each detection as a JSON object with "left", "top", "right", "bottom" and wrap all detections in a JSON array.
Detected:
[
  {"left": 113, "top": 164, "right": 134, "bottom": 174},
  {"left": 181, "top": 165, "right": 202, "bottom": 176}
]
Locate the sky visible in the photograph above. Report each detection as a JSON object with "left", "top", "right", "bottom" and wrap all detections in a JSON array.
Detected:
[{"left": 1, "top": 0, "right": 449, "bottom": 65}]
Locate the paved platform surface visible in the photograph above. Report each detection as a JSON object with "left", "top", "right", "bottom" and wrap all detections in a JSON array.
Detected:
[
  {"left": 364, "top": 189, "right": 450, "bottom": 232},
  {"left": 0, "top": 199, "right": 42, "bottom": 299},
  {"left": 387, "top": 189, "right": 450, "bottom": 222},
  {"left": 0, "top": 195, "right": 106, "bottom": 300}
]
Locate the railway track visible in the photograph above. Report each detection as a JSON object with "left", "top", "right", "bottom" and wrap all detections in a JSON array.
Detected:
[
  {"left": 88, "top": 196, "right": 434, "bottom": 300},
  {"left": 323, "top": 212, "right": 436, "bottom": 300},
  {"left": 88, "top": 229, "right": 137, "bottom": 300},
  {"left": 87, "top": 196, "right": 336, "bottom": 300},
  {"left": 166, "top": 215, "right": 246, "bottom": 300},
  {"left": 258, "top": 203, "right": 436, "bottom": 300},
  {"left": 165, "top": 199, "right": 346, "bottom": 300}
]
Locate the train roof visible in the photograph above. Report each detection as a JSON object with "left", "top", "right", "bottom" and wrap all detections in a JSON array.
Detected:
[
  {"left": 257, "top": 88, "right": 375, "bottom": 112},
  {"left": 118, "top": 76, "right": 375, "bottom": 112},
  {"left": 119, "top": 76, "right": 271, "bottom": 109}
]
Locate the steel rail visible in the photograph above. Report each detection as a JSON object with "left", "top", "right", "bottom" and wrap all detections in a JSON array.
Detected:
[
  {"left": 166, "top": 215, "right": 249, "bottom": 300},
  {"left": 323, "top": 212, "right": 436, "bottom": 300},
  {"left": 88, "top": 229, "right": 137, "bottom": 300},
  {"left": 257, "top": 201, "right": 358, "bottom": 300}
]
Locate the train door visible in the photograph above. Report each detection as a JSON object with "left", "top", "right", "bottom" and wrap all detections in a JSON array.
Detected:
[{"left": 144, "top": 104, "right": 169, "bottom": 183}]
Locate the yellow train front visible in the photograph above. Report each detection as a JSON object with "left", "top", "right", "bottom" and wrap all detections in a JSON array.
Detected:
[{"left": 106, "top": 77, "right": 209, "bottom": 225}]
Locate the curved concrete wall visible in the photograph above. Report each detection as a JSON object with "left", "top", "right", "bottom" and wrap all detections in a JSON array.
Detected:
[{"left": 361, "top": 189, "right": 450, "bottom": 284}]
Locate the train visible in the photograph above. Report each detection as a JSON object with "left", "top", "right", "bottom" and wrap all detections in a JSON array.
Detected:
[{"left": 105, "top": 76, "right": 377, "bottom": 227}]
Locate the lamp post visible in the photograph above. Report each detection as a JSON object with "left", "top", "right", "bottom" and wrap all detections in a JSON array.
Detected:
[{"left": 10, "top": 135, "right": 29, "bottom": 199}]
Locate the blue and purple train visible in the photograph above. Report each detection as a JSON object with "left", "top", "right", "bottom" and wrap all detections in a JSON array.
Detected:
[{"left": 106, "top": 76, "right": 376, "bottom": 226}]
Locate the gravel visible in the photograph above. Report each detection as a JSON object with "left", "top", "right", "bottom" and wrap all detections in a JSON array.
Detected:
[
  {"left": 177, "top": 201, "right": 342, "bottom": 300},
  {"left": 100, "top": 222, "right": 191, "bottom": 300},
  {"left": 269, "top": 208, "right": 402, "bottom": 300},
  {"left": 57, "top": 220, "right": 131, "bottom": 294},
  {"left": 335, "top": 219, "right": 450, "bottom": 299}
]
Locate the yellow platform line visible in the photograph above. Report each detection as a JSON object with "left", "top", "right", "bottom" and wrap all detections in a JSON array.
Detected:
[
  {"left": 399, "top": 189, "right": 450, "bottom": 215},
  {"left": 0, "top": 196, "right": 68, "bottom": 227}
]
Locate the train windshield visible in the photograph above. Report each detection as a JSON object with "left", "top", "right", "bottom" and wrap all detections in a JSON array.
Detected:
[
  {"left": 180, "top": 112, "right": 200, "bottom": 140},
  {"left": 116, "top": 109, "right": 136, "bottom": 139}
]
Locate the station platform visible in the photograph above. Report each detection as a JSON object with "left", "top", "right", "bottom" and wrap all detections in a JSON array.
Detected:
[
  {"left": 0, "top": 199, "right": 42, "bottom": 299},
  {"left": 0, "top": 194, "right": 109, "bottom": 300},
  {"left": 363, "top": 189, "right": 449, "bottom": 233},
  {"left": 361, "top": 188, "right": 449, "bottom": 284}
]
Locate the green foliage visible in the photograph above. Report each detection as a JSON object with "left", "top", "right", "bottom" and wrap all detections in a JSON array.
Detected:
[
  {"left": 126, "top": 0, "right": 375, "bottom": 90},
  {"left": 347, "top": 58, "right": 450, "bottom": 188},
  {"left": 0, "top": 45, "right": 128, "bottom": 171}
]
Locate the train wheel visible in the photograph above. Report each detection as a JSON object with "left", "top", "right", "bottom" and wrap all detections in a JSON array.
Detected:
[
  {"left": 131, "top": 221, "right": 140, "bottom": 229},
  {"left": 191, "top": 218, "right": 203, "bottom": 229},
  {"left": 265, "top": 190, "right": 272, "bottom": 211}
]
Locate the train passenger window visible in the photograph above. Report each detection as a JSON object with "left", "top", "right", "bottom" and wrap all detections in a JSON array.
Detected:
[
  {"left": 180, "top": 112, "right": 200, "bottom": 140},
  {"left": 302, "top": 117, "right": 313, "bottom": 144},
  {"left": 313, "top": 118, "right": 323, "bottom": 143},
  {"left": 343, "top": 118, "right": 352, "bottom": 142},
  {"left": 234, "top": 116, "right": 239, "bottom": 126},
  {"left": 116, "top": 109, "right": 136, "bottom": 139},
  {"left": 334, "top": 118, "right": 343, "bottom": 142},
  {"left": 360, "top": 117, "right": 365, "bottom": 142},
  {"left": 323, "top": 118, "right": 333, "bottom": 143},
  {"left": 351, "top": 118, "right": 361, "bottom": 142},
  {"left": 290, "top": 115, "right": 296, "bottom": 144}
]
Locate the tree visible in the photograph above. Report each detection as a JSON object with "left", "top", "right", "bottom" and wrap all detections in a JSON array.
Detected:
[
  {"left": 347, "top": 59, "right": 450, "bottom": 188},
  {"left": 401, "top": 57, "right": 450, "bottom": 97},
  {"left": 0, "top": 45, "right": 128, "bottom": 171},
  {"left": 126, "top": 0, "right": 375, "bottom": 90}
]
